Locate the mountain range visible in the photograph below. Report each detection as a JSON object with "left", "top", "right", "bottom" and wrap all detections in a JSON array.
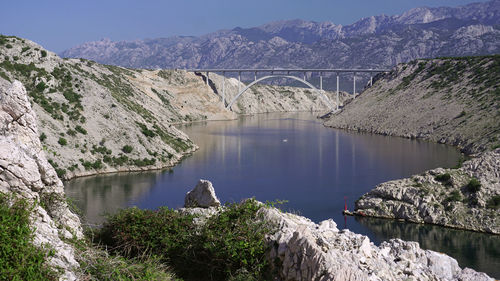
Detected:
[{"left": 61, "top": 0, "right": 500, "bottom": 85}]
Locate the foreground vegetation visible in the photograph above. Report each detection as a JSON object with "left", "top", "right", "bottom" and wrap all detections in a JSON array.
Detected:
[
  {"left": 0, "top": 193, "right": 58, "bottom": 280},
  {"left": 95, "top": 199, "right": 275, "bottom": 281}
]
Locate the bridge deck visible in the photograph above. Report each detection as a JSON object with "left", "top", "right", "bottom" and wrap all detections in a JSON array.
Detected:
[{"left": 187, "top": 68, "right": 390, "bottom": 73}]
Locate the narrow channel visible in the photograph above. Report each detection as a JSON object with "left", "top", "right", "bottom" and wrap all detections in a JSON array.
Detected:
[{"left": 65, "top": 112, "right": 499, "bottom": 277}]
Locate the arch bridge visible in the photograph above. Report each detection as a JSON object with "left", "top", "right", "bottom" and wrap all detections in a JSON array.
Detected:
[{"left": 187, "top": 68, "right": 390, "bottom": 112}]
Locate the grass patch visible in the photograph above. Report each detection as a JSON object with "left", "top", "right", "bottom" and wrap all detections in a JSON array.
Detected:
[{"left": 0, "top": 193, "right": 59, "bottom": 280}]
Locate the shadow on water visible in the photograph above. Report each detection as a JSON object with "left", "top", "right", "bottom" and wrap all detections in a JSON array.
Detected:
[{"left": 355, "top": 216, "right": 500, "bottom": 278}]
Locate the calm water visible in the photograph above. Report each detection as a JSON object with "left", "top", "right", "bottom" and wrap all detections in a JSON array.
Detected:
[{"left": 65, "top": 112, "right": 499, "bottom": 278}]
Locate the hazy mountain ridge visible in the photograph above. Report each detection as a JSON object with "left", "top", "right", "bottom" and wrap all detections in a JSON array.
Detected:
[{"left": 61, "top": 0, "right": 500, "bottom": 72}]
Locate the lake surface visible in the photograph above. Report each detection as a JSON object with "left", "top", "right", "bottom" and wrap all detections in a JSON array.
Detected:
[{"left": 65, "top": 112, "right": 499, "bottom": 278}]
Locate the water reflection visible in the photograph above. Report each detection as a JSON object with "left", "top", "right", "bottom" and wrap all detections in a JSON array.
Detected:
[
  {"left": 65, "top": 171, "right": 165, "bottom": 224},
  {"left": 355, "top": 216, "right": 500, "bottom": 278}
]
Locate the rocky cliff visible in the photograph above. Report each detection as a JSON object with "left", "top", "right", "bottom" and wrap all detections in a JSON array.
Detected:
[
  {"left": 0, "top": 77, "right": 83, "bottom": 280},
  {"left": 0, "top": 35, "right": 342, "bottom": 180},
  {"left": 60, "top": 1, "right": 500, "bottom": 89},
  {"left": 325, "top": 55, "right": 500, "bottom": 154}
]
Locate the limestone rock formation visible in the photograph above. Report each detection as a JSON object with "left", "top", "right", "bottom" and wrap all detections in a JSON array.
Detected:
[
  {"left": 0, "top": 78, "right": 83, "bottom": 280},
  {"left": 184, "top": 179, "right": 221, "bottom": 208},
  {"left": 354, "top": 149, "right": 500, "bottom": 234},
  {"left": 260, "top": 207, "right": 493, "bottom": 281}
]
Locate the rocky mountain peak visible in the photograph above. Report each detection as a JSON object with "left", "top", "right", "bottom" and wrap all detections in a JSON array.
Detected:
[{"left": 60, "top": 0, "right": 500, "bottom": 75}]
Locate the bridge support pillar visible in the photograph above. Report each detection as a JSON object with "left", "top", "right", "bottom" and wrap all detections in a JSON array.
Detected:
[
  {"left": 238, "top": 71, "right": 241, "bottom": 93},
  {"left": 319, "top": 73, "right": 323, "bottom": 92},
  {"left": 206, "top": 72, "right": 209, "bottom": 86},
  {"left": 336, "top": 73, "right": 339, "bottom": 111},
  {"left": 353, "top": 72, "right": 356, "bottom": 97},
  {"left": 222, "top": 72, "right": 226, "bottom": 108},
  {"left": 370, "top": 75, "right": 373, "bottom": 86},
  {"left": 254, "top": 71, "right": 257, "bottom": 82},
  {"left": 303, "top": 72, "right": 306, "bottom": 81}
]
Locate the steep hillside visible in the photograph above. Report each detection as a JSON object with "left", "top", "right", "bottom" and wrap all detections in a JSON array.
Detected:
[
  {"left": 324, "top": 55, "right": 500, "bottom": 154},
  {"left": 61, "top": 0, "right": 500, "bottom": 89},
  {"left": 0, "top": 35, "right": 342, "bottom": 180}
]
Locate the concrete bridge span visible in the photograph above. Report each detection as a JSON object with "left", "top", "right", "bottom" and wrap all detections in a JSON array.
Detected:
[{"left": 187, "top": 68, "right": 390, "bottom": 112}]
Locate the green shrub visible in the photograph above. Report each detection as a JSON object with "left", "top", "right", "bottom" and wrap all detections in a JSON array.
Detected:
[
  {"left": 58, "top": 137, "right": 67, "bottom": 146},
  {"left": 55, "top": 168, "right": 66, "bottom": 178},
  {"left": 92, "top": 159, "right": 103, "bottom": 170},
  {"left": 466, "top": 178, "right": 481, "bottom": 193},
  {"left": 5, "top": 44, "right": 12, "bottom": 49},
  {"left": 40, "top": 50, "right": 47, "bottom": 57},
  {"left": 91, "top": 145, "right": 112, "bottom": 155},
  {"left": 67, "top": 129, "right": 77, "bottom": 136},
  {"left": 486, "top": 195, "right": 500, "bottom": 210},
  {"left": 35, "top": 81, "right": 47, "bottom": 92},
  {"left": 96, "top": 199, "right": 275, "bottom": 280},
  {"left": 0, "top": 193, "right": 59, "bottom": 280},
  {"left": 75, "top": 125, "right": 87, "bottom": 135},
  {"left": 39, "top": 132, "right": 47, "bottom": 142},
  {"left": 63, "top": 90, "right": 82, "bottom": 104},
  {"left": 122, "top": 145, "right": 133, "bottom": 154},
  {"left": 131, "top": 157, "right": 156, "bottom": 167},
  {"left": 445, "top": 190, "right": 462, "bottom": 203},
  {"left": 435, "top": 173, "right": 452, "bottom": 186},
  {"left": 137, "top": 123, "right": 155, "bottom": 138}
]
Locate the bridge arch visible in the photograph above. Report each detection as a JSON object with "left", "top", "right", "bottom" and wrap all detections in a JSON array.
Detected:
[{"left": 226, "top": 75, "right": 336, "bottom": 111}]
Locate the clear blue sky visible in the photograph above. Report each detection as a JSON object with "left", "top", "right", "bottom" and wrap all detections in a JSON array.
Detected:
[{"left": 0, "top": 0, "right": 490, "bottom": 53}]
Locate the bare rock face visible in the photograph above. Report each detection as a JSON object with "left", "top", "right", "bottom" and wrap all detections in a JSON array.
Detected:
[
  {"left": 261, "top": 207, "right": 493, "bottom": 281},
  {"left": 0, "top": 78, "right": 83, "bottom": 280},
  {"left": 354, "top": 149, "right": 500, "bottom": 234},
  {"left": 184, "top": 179, "right": 221, "bottom": 208}
]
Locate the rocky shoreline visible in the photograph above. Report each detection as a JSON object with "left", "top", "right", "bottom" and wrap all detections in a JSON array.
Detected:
[
  {"left": 354, "top": 149, "right": 500, "bottom": 234},
  {"left": 182, "top": 180, "right": 494, "bottom": 280}
]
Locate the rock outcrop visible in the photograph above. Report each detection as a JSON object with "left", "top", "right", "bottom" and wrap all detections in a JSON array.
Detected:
[
  {"left": 0, "top": 78, "right": 83, "bottom": 280},
  {"left": 260, "top": 207, "right": 493, "bottom": 281},
  {"left": 184, "top": 179, "right": 221, "bottom": 208},
  {"left": 354, "top": 149, "right": 500, "bottom": 234}
]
